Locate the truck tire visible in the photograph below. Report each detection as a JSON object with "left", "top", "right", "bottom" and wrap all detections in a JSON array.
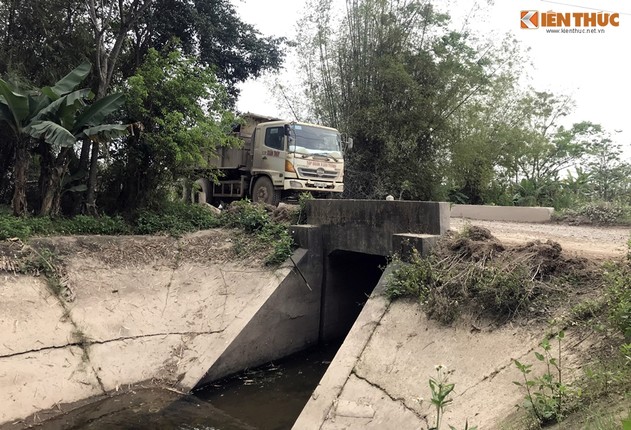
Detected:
[
  {"left": 195, "top": 178, "right": 212, "bottom": 204},
  {"left": 252, "top": 176, "right": 281, "bottom": 206}
]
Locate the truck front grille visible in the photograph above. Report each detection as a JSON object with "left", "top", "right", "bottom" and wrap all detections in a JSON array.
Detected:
[{"left": 297, "top": 167, "right": 338, "bottom": 179}]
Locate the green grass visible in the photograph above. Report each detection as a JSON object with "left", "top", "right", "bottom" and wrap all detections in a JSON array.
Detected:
[{"left": 0, "top": 200, "right": 294, "bottom": 266}]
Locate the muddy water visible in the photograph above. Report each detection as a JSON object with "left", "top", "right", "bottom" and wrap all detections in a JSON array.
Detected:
[{"left": 37, "top": 343, "right": 340, "bottom": 430}]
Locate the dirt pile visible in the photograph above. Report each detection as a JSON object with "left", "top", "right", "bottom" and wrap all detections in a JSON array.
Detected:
[{"left": 394, "top": 226, "right": 600, "bottom": 324}]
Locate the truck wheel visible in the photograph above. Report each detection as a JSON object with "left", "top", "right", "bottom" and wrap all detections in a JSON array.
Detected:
[{"left": 253, "top": 176, "right": 281, "bottom": 206}]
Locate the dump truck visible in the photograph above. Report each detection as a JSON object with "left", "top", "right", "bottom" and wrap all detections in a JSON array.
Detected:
[{"left": 196, "top": 113, "right": 350, "bottom": 206}]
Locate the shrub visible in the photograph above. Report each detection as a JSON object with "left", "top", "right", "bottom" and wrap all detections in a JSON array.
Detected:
[
  {"left": 220, "top": 199, "right": 269, "bottom": 232},
  {"left": 0, "top": 214, "right": 37, "bottom": 240},
  {"left": 218, "top": 200, "right": 294, "bottom": 266},
  {"left": 604, "top": 261, "right": 631, "bottom": 340},
  {"left": 555, "top": 201, "right": 631, "bottom": 225},
  {"left": 385, "top": 250, "right": 435, "bottom": 301},
  {"left": 57, "top": 215, "right": 130, "bottom": 235},
  {"left": 472, "top": 265, "right": 534, "bottom": 317},
  {"left": 134, "top": 201, "right": 220, "bottom": 235}
]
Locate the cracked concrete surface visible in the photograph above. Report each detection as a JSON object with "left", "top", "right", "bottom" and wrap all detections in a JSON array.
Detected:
[
  {"left": 0, "top": 230, "right": 290, "bottom": 426},
  {"left": 294, "top": 266, "right": 596, "bottom": 430}
]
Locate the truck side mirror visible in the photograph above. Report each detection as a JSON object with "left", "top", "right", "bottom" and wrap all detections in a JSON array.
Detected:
[{"left": 284, "top": 124, "right": 291, "bottom": 136}]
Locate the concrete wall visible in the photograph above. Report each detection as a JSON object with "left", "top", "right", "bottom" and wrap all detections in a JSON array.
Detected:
[
  {"left": 451, "top": 204, "right": 554, "bottom": 223},
  {"left": 292, "top": 264, "right": 395, "bottom": 430},
  {"left": 195, "top": 248, "right": 323, "bottom": 386},
  {"left": 306, "top": 200, "right": 450, "bottom": 256}
]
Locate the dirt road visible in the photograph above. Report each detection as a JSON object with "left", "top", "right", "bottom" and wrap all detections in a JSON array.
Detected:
[{"left": 450, "top": 218, "right": 630, "bottom": 260}]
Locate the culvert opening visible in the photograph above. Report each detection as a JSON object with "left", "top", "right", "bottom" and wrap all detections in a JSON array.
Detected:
[{"left": 320, "top": 249, "right": 388, "bottom": 342}]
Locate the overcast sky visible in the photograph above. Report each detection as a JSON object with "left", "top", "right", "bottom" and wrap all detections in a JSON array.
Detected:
[{"left": 231, "top": 0, "right": 631, "bottom": 154}]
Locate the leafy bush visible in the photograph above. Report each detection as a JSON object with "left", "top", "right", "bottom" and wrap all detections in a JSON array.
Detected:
[
  {"left": 295, "top": 192, "right": 314, "bottom": 224},
  {"left": 471, "top": 265, "right": 534, "bottom": 317},
  {"left": 134, "top": 201, "right": 220, "bottom": 235},
  {"left": 220, "top": 200, "right": 269, "bottom": 232},
  {"left": 604, "top": 261, "right": 631, "bottom": 340},
  {"left": 56, "top": 215, "right": 130, "bottom": 235},
  {"left": 0, "top": 215, "right": 39, "bottom": 240},
  {"left": 1, "top": 200, "right": 293, "bottom": 266},
  {"left": 0, "top": 213, "right": 128, "bottom": 239},
  {"left": 219, "top": 200, "right": 294, "bottom": 266},
  {"left": 385, "top": 250, "right": 434, "bottom": 301}
]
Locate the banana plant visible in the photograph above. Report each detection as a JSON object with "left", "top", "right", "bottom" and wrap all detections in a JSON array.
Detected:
[
  {"left": 0, "top": 61, "right": 128, "bottom": 216},
  {"left": 0, "top": 62, "right": 92, "bottom": 215},
  {"left": 25, "top": 89, "right": 127, "bottom": 216}
]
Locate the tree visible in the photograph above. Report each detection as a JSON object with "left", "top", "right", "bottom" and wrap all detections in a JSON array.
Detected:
[
  {"left": 0, "top": 62, "right": 91, "bottom": 214},
  {"left": 578, "top": 123, "right": 629, "bottom": 202},
  {"left": 297, "top": 0, "right": 520, "bottom": 200},
  {"left": 0, "top": 0, "right": 92, "bottom": 86},
  {"left": 100, "top": 48, "right": 237, "bottom": 212},
  {"left": 28, "top": 90, "right": 127, "bottom": 216},
  {"left": 0, "top": 61, "right": 127, "bottom": 216}
]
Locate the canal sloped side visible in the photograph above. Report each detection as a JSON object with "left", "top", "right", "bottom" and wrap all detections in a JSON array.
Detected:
[{"left": 0, "top": 230, "right": 319, "bottom": 427}]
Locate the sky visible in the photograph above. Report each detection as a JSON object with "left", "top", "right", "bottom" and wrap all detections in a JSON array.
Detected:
[{"left": 231, "top": 0, "right": 631, "bottom": 155}]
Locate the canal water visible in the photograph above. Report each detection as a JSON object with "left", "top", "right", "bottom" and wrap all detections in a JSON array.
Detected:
[{"left": 37, "top": 342, "right": 341, "bottom": 430}]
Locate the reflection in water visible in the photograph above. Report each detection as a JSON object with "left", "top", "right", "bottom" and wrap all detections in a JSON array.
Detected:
[{"left": 36, "top": 343, "right": 340, "bottom": 430}]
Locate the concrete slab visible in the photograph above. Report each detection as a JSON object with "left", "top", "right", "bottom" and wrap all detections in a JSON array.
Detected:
[
  {"left": 0, "top": 230, "right": 299, "bottom": 426},
  {"left": 0, "top": 347, "right": 103, "bottom": 425},
  {"left": 294, "top": 263, "right": 588, "bottom": 429},
  {"left": 321, "top": 374, "right": 425, "bottom": 429},
  {"left": 292, "top": 265, "right": 395, "bottom": 429},
  {"left": 64, "top": 262, "right": 277, "bottom": 340},
  {"left": 197, "top": 249, "right": 321, "bottom": 385},
  {"left": 392, "top": 233, "right": 440, "bottom": 259},
  {"left": 0, "top": 275, "right": 74, "bottom": 356}
]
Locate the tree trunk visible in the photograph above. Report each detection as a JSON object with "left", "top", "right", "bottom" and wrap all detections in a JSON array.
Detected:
[
  {"left": 0, "top": 138, "right": 15, "bottom": 203},
  {"left": 85, "top": 141, "right": 100, "bottom": 215},
  {"left": 39, "top": 147, "right": 71, "bottom": 216},
  {"left": 38, "top": 140, "right": 54, "bottom": 212},
  {"left": 71, "top": 139, "right": 92, "bottom": 214},
  {"left": 11, "top": 138, "right": 28, "bottom": 216}
]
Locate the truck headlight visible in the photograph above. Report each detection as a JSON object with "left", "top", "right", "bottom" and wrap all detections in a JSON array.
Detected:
[{"left": 290, "top": 181, "right": 303, "bottom": 188}]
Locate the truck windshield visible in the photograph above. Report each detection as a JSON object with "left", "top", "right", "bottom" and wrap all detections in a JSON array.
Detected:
[{"left": 289, "top": 124, "right": 342, "bottom": 159}]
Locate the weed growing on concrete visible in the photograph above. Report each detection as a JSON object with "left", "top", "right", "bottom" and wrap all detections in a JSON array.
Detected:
[
  {"left": 429, "top": 364, "right": 454, "bottom": 430},
  {"left": 513, "top": 331, "right": 576, "bottom": 426},
  {"left": 427, "top": 365, "right": 477, "bottom": 430}
]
